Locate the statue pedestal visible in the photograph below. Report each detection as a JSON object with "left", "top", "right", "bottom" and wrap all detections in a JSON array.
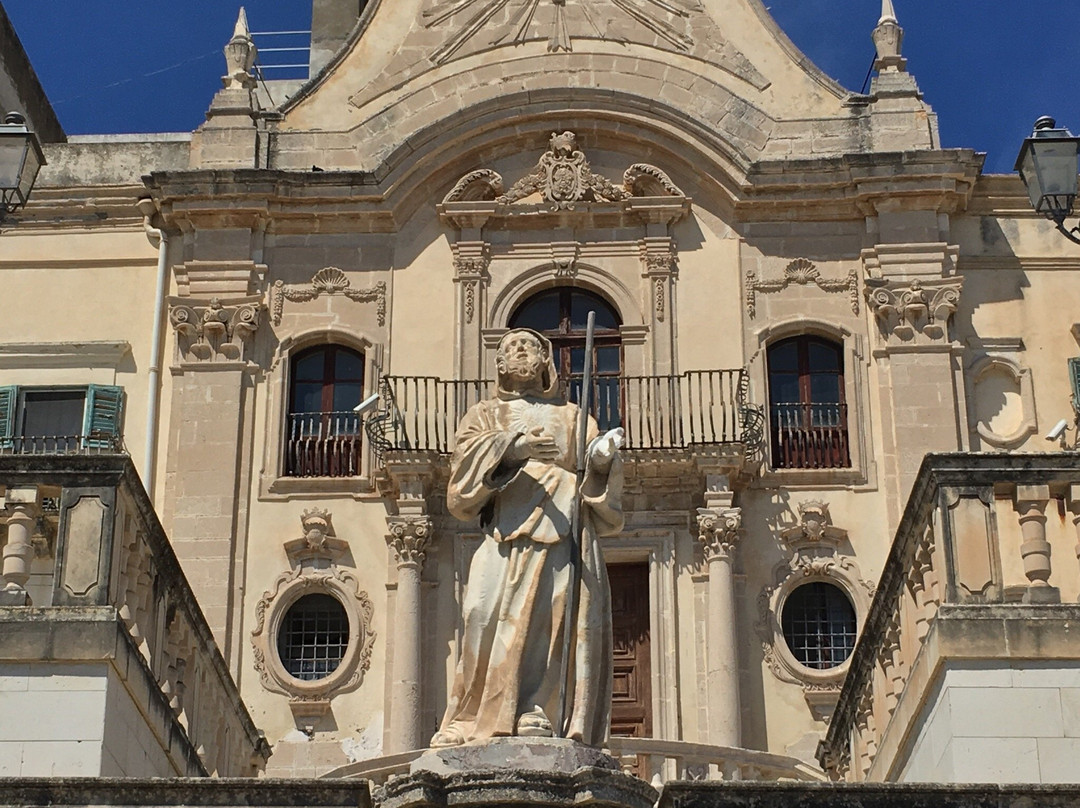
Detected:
[{"left": 378, "top": 738, "right": 656, "bottom": 808}]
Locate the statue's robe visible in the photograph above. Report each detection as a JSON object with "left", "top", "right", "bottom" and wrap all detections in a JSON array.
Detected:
[{"left": 438, "top": 393, "right": 624, "bottom": 746}]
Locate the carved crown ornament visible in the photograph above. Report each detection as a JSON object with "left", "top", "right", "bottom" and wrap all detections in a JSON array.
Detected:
[
  {"left": 438, "top": 132, "right": 691, "bottom": 225},
  {"left": 272, "top": 267, "right": 386, "bottom": 327},
  {"left": 745, "top": 259, "right": 859, "bottom": 319},
  {"left": 250, "top": 509, "right": 376, "bottom": 717},
  {"left": 864, "top": 276, "right": 962, "bottom": 344},
  {"left": 169, "top": 295, "right": 261, "bottom": 363},
  {"left": 755, "top": 501, "right": 874, "bottom": 719}
]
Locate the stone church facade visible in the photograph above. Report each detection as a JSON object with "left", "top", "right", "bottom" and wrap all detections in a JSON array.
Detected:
[{"left": 1, "top": 0, "right": 1079, "bottom": 787}]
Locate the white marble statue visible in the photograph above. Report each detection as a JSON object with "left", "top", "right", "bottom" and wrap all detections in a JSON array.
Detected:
[{"left": 431, "top": 328, "right": 625, "bottom": 748}]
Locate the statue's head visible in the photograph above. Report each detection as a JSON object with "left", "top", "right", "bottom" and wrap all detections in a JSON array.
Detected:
[{"left": 495, "top": 328, "right": 559, "bottom": 398}]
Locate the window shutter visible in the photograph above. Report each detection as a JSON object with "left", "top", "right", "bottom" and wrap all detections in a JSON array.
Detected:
[
  {"left": 83, "top": 385, "right": 124, "bottom": 450},
  {"left": 1070, "top": 358, "right": 1080, "bottom": 412},
  {"left": 0, "top": 386, "right": 15, "bottom": 449}
]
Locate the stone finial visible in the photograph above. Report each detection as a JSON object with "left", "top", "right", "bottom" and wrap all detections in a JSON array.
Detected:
[
  {"left": 223, "top": 7, "right": 257, "bottom": 90},
  {"left": 872, "top": 0, "right": 905, "bottom": 72}
]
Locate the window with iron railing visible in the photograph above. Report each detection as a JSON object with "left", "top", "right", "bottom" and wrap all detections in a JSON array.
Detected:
[
  {"left": 509, "top": 286, "right": 623, "bottom": 430},
  {"left": 0, "top": 384, "right": 124, "bottom": 453},
  {"left": 286, "top": 345, "right": 364, "bottom": 477},
  {"left": 767, "top": 336, "right": 850, "bottom": 469}
]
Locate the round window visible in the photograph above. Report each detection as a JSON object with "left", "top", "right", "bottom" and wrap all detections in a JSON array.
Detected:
[
  {"left": 277, "top": 593, "right": 350, "bottom": 681},
  {"left": 780, "top": 582, "right": 857, "bottom": 670}
]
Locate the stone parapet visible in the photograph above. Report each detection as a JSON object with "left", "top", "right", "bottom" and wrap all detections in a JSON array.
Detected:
[
  {"left": 820, "top": 453, "right": 1080, "bottom": 781},
  {"left": 659, "top": 783, "right": 1080, "bottom": 808}
]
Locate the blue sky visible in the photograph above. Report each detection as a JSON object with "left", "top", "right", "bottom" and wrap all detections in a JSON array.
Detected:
[{"left": 5, "top": 0, "right": 1078, "bottom": 173}]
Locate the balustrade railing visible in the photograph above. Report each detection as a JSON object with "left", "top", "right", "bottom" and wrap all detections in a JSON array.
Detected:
[
  {"left": 820, "top": 453, "right": 1080, "bottom": 782},
  {"left": 285, "top": 411, "right": 363, "bottom": 477},
  {"left": 0, "top": 455, "right": 269, "bottom": 777},
  {"left": 322, "top": 738, "right": 823, "bottom": 785},
  {"left": 366, "top": 369, "right": 752, "bottom": 462},
  {"left": 770, "top": 401, "right": 849, "bottom": 469}
]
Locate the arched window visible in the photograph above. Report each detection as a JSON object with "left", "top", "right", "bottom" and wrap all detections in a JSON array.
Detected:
[
  {"left": 781, "top": 582, "right": 857, "bottom": 670},
  {"left": 767, "top": 335, "right": 850, "bottom": 469},
  {"left": 286, "top": 344, "right": 364, "bottom": 477},
  {"left": 509, "top": 287, "right": 622, "bottom": 429}
]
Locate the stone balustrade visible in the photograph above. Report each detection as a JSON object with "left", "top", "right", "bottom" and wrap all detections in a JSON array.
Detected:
[
  {"left": 819, "top": 453, "right": 1080, "bottom": 782},
  {"left": 323, "top": 738, "right": 823, "bottom": 785},
  {"left": 0, "top": 454, "right": 269, "bottom": 777}
]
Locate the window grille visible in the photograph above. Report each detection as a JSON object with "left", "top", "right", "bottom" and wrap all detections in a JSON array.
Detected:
[
  {"left": 277, "top": 594, "right": 350, "bottom": 681},
  {"left": 780, "top": 582, "right": 857, "bottom": 670}
]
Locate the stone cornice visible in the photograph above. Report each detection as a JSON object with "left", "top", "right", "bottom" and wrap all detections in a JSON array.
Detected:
[{"left": 740, "top": 149, "right": 984, "bottom": 220}]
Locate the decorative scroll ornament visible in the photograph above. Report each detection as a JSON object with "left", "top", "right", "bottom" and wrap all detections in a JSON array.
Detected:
[
  {"left": 250, "top": 509, "right": 376, "bottom": 711},
  {"left": 696, "top": 506, "right": 741, "bottom": 562},
  {"left": 864, "top": 277, "right": 962, "bottom": 343},
  {"left": 386, "top": 514, "right": 434, "bottom": 569},
  {"left": 756, "top": 500, "right": 873, "bottom": 716},
  {"left": 498, "top": 132, "right": 630, "bottom": 209},
  {"left": 623, "top": 164, "right": 685, "bottom": 197},
  {"left": 272, "top": 267, "right": 386, "bottom": 326},
  {"left": 745, "top": 259, "right": 859, "bottom": 319},
  {"left": 443, "top": 169, "right": 505, "bottom": 203},
  {"left": 169, "top": 296, "right": 261, "bottom": 362}
]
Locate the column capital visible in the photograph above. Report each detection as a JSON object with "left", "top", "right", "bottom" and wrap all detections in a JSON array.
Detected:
[
  {"left": 386, "top": 514, "right": 433, "bottom": 570},
  {"left": 697, "top": 506, "right": 742, "bottom": 563}
]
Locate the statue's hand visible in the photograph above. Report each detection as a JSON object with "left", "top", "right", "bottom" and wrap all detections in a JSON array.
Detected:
[
  {"left": 507, "top": 426, "right": 560, "bottom": 463},
  {"left": 588, "top": 427, "right": 625, "bottom": 471}
]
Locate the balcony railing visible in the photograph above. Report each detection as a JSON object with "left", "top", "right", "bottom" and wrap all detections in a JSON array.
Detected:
[
  {"left": 770, "top": 401, "right": 849, "bottom": 469},
  {"left": 0, "top": 433, "right": 126, "bottom": 455},
  {"left": 285, "top": 411, "right": 363, "bottom": 477},
  {"left": 366, "top": 370, "right": 757, "bottom": 462}
]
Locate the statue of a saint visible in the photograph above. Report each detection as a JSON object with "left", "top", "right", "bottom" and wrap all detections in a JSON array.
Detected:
[{"left": 431, "top": 328, "right": 625, "bottom": 748}]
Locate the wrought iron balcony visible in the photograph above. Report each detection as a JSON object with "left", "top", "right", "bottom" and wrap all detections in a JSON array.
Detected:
[
  {"left": 0, "top": 433, "right": 126, "bottom": 455},
  {"left": 365, "top": 369, "right": 761, "bottom": 463},
  {"left": 285, "top": 411, "right": 363, "bottom": 477},
  {"left": 770, "top": 401, "right": 850, "bottom": 469}
]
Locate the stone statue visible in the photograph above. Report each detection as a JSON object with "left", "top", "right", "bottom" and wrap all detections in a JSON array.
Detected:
[{"left": 431, "top": 328, "right": 625, "bottom": 748}]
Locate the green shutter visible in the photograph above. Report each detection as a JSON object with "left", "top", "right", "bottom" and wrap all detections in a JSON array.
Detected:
[
  {"left": 0, "top": 386, "right": 14, "bottom": 449},
  {"left": 83, "top": 385, "right": 124, "bottom": 450}
]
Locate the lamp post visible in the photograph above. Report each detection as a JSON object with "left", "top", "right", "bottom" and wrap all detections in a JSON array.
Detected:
[
  {"left": 1015, "top": 116, "right": 1080, "bottom": 244},
  {"left": 0, "top": 111, "right": 45, "bottom": 220}
]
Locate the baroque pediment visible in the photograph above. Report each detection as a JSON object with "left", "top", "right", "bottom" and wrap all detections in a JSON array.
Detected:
[{"left": 439, "top": 132, "right": 690, "bottom": 225}]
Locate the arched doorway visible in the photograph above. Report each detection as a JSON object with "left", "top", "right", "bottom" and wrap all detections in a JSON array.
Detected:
[{"left": 508, "top": 287, "right": 623, "bottom": 429}]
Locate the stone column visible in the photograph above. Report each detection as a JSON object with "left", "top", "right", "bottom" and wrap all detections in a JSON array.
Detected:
[
  {"left": 386, "top": 514, "right": 432, "bottom": 753},
  {"left": 0, "top": 487, "right": 39, "bottom": 606},
  {"left": 1015, "top": 484, "right": 1058, "bottom": 603},
  {"left": 696, "top": 504, "right": 742, "bottom": 748}
]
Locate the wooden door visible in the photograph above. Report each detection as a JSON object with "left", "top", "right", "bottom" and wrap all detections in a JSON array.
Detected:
[{"left": 608, "top": 562, "right": 652, "bottom": 739}]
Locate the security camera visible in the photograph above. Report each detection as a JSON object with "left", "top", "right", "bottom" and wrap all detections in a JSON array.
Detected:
[
  {"left": 1045, "top": 418, "right": 1070, "bottom": 442},
  {"left": 354, "top": 393, "right": 380, "bottom": 415}
]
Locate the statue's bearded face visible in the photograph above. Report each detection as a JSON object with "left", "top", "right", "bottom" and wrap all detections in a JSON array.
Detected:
[{"left": 498, "top": 331, "right": 546, "bottom": 386}]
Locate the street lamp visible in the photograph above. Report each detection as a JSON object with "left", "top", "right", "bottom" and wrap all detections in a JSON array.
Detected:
[
  {"left": 0, "top": 112, "right": 45, "bottom": 219},
  {"left": 1015, "top": 116, "right": 1080, "bottom": 244}
]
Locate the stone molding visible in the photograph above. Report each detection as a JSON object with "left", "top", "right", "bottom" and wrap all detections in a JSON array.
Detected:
[
  {"left": 386, "top": 514, "right": 434, "bottom": 570},
  {"left": 250, "top": 509, "right": 376, "bottom": 713},
  {"left": 756, "top": 501, "right": 873, "bottom": 717},
  {"left": 272, "top": 267, "right": 387, "bottom": 327},
  {"left": 696, "top": 507, "right": 741, "bottom": 562},
  {"left": 745, "top": 258, "right": 859, "bottom": 319},
  {"left": 452, "top": 251, "right": 490, "bottom": 325},
  {"left": 864, "top": 277, "right": 962, "bottom": 345},
  {"left": 169, "top": 295, "right": 261, "bottom": 363}
]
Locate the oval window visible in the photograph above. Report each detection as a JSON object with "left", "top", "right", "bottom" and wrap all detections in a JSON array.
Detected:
[
  {"left": 277, "top": 593, "right": 350, "bottom": 681},
  {"left": 780, "top": 582, "right": 857, "bottom": 670}
]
